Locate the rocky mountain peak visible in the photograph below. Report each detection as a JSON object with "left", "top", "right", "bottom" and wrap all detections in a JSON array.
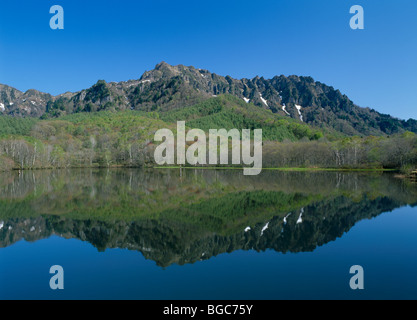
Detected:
[{"left": 1, "top": 62, "right": 416, "bottom": 136}]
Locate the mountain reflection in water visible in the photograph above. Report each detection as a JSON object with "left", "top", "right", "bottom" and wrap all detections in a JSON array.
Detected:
[{"left": 0, "top": 168, "right": 416, "bottom": 268}]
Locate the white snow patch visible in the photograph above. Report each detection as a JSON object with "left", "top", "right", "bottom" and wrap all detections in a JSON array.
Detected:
[
  {"left": 30, "top": 101, "right": 36, "bottom": 105},
  {"left": 0, "top": 221, "right": 3, "bottom": 230},
  {"left": 244, "top": 226, "right": 251, "bottom": 232},
  {"left": 282, "top": 104, "right": 290, "bottom": 116},
  {"left": 283, "top": 213, "right": 292, "bottom": 225},
  {"left": 0, "top": 103, "right": 4, "bottom": 111},
  {"left": 243, "top": 97, "right": 250, "bottom": 103},
  {"left": 30, "top": 226, "right": 35, "bottom": 232},
  {"left": 261, "top": 222, "right": 269, "bottom": 236},
  {"left": 295, "top": 104, "right": 303, "bottom": 122},
  {"left": 8, "top": 226, "right": 12, "bottom": 230},
  {"left": 259, "top": 94, "right": 268, "bottom": 107},
  {"left": 9, "top": 102, "right": 13, "bottom": 106},
  {"left": 296, "top": 208, "right": 304, "bottom": 224},
  {"left": 140, "top": 80, "right": 151, "bottom": 84}
]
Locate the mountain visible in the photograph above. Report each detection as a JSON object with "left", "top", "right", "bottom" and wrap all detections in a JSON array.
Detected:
[
  {"left": 0, "top": 84, "right": 52, "bottom": 117},
  {"left": 1, "top": 62, "right": 416, "bottom": 136}
]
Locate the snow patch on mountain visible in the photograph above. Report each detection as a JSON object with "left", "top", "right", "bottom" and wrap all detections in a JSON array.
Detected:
[
  {"left": 295, "top": 105, "right": 303, "bottom": 122},
  {"left": 260, "top": 94, "right": 268, "bottom": 107}
]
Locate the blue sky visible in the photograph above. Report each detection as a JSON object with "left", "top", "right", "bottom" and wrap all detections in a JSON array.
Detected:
[{"left": 0, "top": 0, "right": 416, "bottom": 119}]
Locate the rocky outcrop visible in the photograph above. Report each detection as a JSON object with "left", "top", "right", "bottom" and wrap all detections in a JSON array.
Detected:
[{"left": 1, "top": 62, "right": 416, "bottom": 136}]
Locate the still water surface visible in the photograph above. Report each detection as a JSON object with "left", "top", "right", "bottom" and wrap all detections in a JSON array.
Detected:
[{"left": 0, "top": 169, "right": 416, "bottom": 299}]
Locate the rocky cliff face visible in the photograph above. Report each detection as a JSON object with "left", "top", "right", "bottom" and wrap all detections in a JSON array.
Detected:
[
  {"left": 0, "top": 84, "right": 52, "bottom": 117},
  {"left": 1, "top": 62, "right": 416, "bottom": 136}
]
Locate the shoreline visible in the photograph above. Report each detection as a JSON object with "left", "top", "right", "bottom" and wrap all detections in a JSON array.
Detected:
[{"left": 0, "top": 165, "right": 400, "bottom": 173}]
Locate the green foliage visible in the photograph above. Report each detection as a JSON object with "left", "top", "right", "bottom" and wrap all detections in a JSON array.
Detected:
[
  {"left": 161, "top": 95, "right": 323, "bottom": 141},
  {"left": 0, "top": 115, "right": 38, "bottom": 136},
  {"left": 85, "top": 80, "right": 110, "bottom": 104},
  {"left": 45, "top": 97, "right": 69, "bottom": 118},
  {"left": 1, "top": 97, "right": 417, "bottom": 171}
]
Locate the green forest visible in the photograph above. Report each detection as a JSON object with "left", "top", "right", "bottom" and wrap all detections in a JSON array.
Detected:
[{"left": 1, "top": 95, "right": 417, "bottom": 173}]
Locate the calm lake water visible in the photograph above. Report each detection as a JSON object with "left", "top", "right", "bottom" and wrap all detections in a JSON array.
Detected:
[{"left": 0, "top": 168, "right": 416, "bottom": 300}]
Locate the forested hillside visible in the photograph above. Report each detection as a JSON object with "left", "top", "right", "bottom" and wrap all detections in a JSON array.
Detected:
[{"left": 1, "top": 95, "right": 417, "bottom": 172}]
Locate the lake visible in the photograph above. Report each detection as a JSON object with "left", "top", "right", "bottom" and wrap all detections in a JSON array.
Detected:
[{"left": 0, "top": 168, "right": 416, "bottom": 300}]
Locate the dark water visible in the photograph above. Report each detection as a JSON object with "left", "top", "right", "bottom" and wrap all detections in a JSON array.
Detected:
[{"left": 0, "top": 168, "right": 416, "bottom": 300}]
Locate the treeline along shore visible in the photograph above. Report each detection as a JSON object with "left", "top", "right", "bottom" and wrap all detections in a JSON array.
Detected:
[{"left": 1, "top": 102, "right": 417, "bottom": 174}]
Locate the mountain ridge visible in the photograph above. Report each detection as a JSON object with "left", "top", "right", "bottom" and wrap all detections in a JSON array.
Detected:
[{"left": 1, "top": 62, "right": 416, "bottom": 137}]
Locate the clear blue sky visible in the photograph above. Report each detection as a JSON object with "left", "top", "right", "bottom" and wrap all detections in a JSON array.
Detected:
[{"left": 0, "top": 0, "right": 416, "bottom": 119}]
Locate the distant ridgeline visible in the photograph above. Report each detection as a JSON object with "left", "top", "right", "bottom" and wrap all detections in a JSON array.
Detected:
[
  {"left": 0, "top": 169, "right": 416, "bottom": 267},
  {"left": 1, "top": 62, "right": 417, "bottom": 171},
  {"left": 1, "top": 62, "right": 417, "bottom": 135}
]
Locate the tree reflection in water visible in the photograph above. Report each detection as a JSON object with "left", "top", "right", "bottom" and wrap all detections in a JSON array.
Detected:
[{"left": 0, "top": 168, "right": 416, "bottom": 267}]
